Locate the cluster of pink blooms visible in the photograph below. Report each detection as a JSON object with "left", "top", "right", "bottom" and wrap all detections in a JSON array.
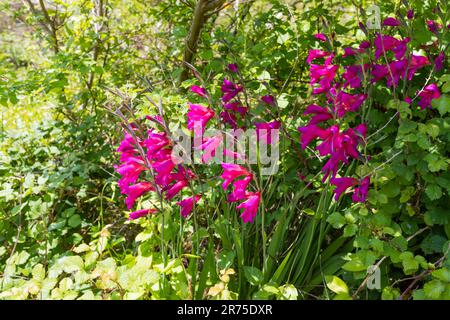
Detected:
[
  {"left": 299, "top": 45, "right": 370, "bottom": 201},
  {"left": 298, "top": 12, "right": 444, "bottom": 202},
  {"left": 116, "top": 64, "right": 266, "bottom": 223},
  {"left": 115, "top": 117, "right": 199, "bottom": 220},
  {"left": 188, "top": 64, "right": 262, "bottom": 223}
]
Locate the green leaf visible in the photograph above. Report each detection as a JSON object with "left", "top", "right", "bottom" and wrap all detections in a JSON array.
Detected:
[
  {"left": 432, "top": 268, "right": 450, "bottom": 282},
  {"left": 342, "top": 259, "right": 366, "bottom": 272},
  {"left": 278, "top": 284, "right": 298, "bottom": 300},
  {"left": 59, "top": 256, "right": 84, "bottom": 273},
  {"left": 399, "top": 186, "right": 415, "bottom": 203},
  {"left": 343, "top": 224, "right": 358, "bottom": 237},
  {"left": 421, "top": 234, "right": 447, "bottom": 254},
  {"left": 424, "top": 154, "right": 448, "bottom": 172},
  {"left": 425, "top": 122, "right": 440, "bottom": 138},
  {"left": 325, "top": 275, "right": 348, "bottom": 294},
  {"left": 431, "top": 95, "right": 450, "bottom": 116},
  {"left": 425, "top": 184, "right": 443, "bottom": 200},
  {"left": 382, "top": 287, "right": 400, "bottom": 300},
  {"left": 32, "top": 264, "right": 46, "bottom": 281},
  {"left": 424, "top": 279, "right": 446, "bottom": 299},
  {"left": 424, "top": 207, "right": 450, "bottom": 226},
  {"left": 380, "top": 181, "right": 400, "bottom": 198},
  {"left": 244, "top": 266, "right": 264, "bottom": 286},
  {"left": 399, "top": 252, "right": 419, "bottom": 275},
  {"left": 327, "top": 212, "right": 346, "bottom": 229},
  {"left": 17, "top": 251, "right": 30, "bottom": 265},
  {"left": 277, "top": 93, "right": 289, "bottom": 109},
  {"left": 217, "top": 251, "right": 235, "bottom": 271},
  {"left": 68, "top": 214, "right": 82, "bottom": 228},
  {"left": 398, "top": 120, "right": 417, "bottom": 134},
  {"left": 417, "top": 133, "right": 431, "bottom": 150},
  {"left": 257, "top": 70, "right": 271, "bottom": 81}
]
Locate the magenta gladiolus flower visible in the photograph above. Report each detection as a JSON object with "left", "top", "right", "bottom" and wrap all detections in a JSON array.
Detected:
[
  {"left": 341, "top": 127, "right": 365, "bottom": 158},
  {"left": 223, "top": 148, "right": 245, "bottom": 161},
  {"left": 125, "top": 182, "right": 154, "bottom": 209},
  {"left": 176, "top": 195, "right": 201, "bottom": 217},
  {"left": 146, "top": 115, "right": 165, "bottom": 127},
  {"left": 143, "top": 130, "right": 169, "bottom": 154},
  {"left": 427, "top": 20, "right": 442, "bottom": 33},
  {"left": 129, "top": 208, "right": 157, "bottom": 220},
  {"left": 117, "top": 133, "right": 138, "bottom": 154},
  {"left": 316, "top": 125, "right": 341, "bottom": 156},
  {"left": 255, "top": 120, "right": 281, "bottom": 144},
  {"left": 190, "top": 85, "right": 207, "bottom": 97},
  {"left": 227, "top": 175, "right": 253, "bottom": 202},
  {"left": 165, "top": 179, "right": 188, "bottom": 200},
  {"left": 383, "top": 17, "right": 401, "bottom": 26},
  {"left": 321, "top": 154, "right": 345, "bottom": 182},
  {"left": 334, "top": 92, "right": 367, "bottom": 117},
  {"left": 310, "top": 64, "right": 338, "bottom": 94},
  {"left": 418, "top": 84, "right": 441, "bottom": 109},
  {"left": 227, "top": 63, "right": 238, "bottom": 73},
  {"left": 220, "top": 111, "right": 238, "bottom": 129},
  {"left": 116, "top": 160, "right": 146, "bottom": 193},
  {"left": 360, "top": 41, "right": 370, "bottom": 49},
  {"left": 307, "top": 50, "right": 334, "bottom": 65},
  {"left": 343, "top": 47, "right": 356, "bottom": 57},
  {"left": 354, "top": 123, "right": 367, "bottom": 140},
  {"left": 224, "top": 101, "right": 248, "bottom": 116},
  {"left": 407, "top": 10, "right": 414, "bottom": 20},
  {"left": 406, "top": 55, "right": 430, "bottom": 80},
  {"left": 187, "top": 104, "right": 215, "bottom": 130},
  {"left": 342, "top": 45, "right": 367, "bottom": 57},
  {"left": 330, "top": 177, "right": 358, "bottom": 200},
  {"left": 221, "top": 79, "right": 243, "bottom": 102},
  {"left": 196, "top": 135, "right": 223, "bottom": 163},
  {"left": 221, "top": 163, "right": 251, "bottom": 189},
  {"left": 342, "top": 65, "right": 361, "bottom": 88},
  {"left": 304, "top": 104, "right": 332, "bottom": 125},
  {"left": 314, "top": 33, "right": 327, "bottom": 42},
  {"left": 372, "top": 60, "right": 407, "bottom": 87},
  {"left": 152, "top": 157, "right": 176, "bottom": 176},
  {"left": 261, "top": 95, "right": 275, "bottom": 105},
  {"left": 352, "top": 176, "right": 370, "bottom": 202},
  {"left": 237, "top": 192, "right": 261, "bottom": 223},
  {"left": 435, "top": 52, "right": 445, "bottom": 71},
  {"left": 298, "top": 124, "right": 327, "bottom": 149},
  {"left": 374, "top": 35, "right": 409, "bottom": 60}
]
